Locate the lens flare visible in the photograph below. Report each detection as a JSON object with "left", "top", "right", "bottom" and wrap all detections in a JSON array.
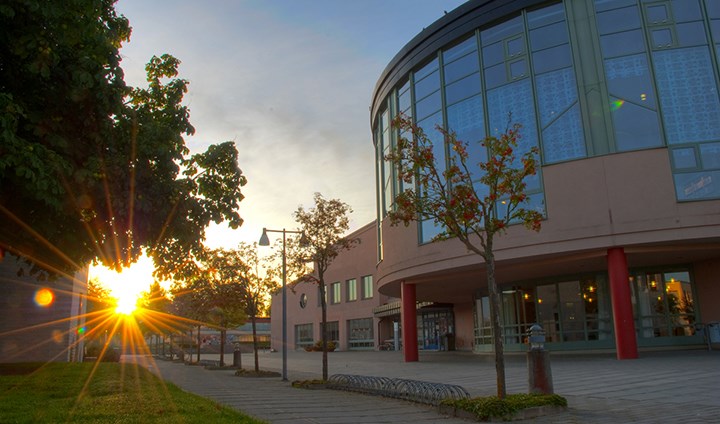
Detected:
[
  {"left": 34, "top": 288, "right": 54, "bottom": 307},
  {"left": 610, "top": 99, "right": 625, "bottom": 111},
  {"left": 115, "top": 297, "right": 138, "bottom": 315}
]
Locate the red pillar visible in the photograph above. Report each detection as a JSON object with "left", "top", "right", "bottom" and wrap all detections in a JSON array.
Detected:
[
  {"left": 401, "top": 282, "right": 418, "bottom": 362},
  {"left": 607, "top": 247, "right": 638, "bottom": 360}
]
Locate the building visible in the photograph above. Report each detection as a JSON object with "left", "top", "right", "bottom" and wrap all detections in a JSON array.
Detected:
[
  {"left": 273, "top": 0, "right": 720, "bottom": 359},
  {"left": 0, "top": 251, "right": 88, "bottom": 362}
]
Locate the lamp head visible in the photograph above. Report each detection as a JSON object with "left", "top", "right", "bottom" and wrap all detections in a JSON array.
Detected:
[{"left": 259, "top": 228, "right": 270, "bottom": 246}]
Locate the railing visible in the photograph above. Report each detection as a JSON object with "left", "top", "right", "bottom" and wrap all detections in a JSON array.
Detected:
[{"left": 327, "top": 374, "right": 470, "bottom": 405}]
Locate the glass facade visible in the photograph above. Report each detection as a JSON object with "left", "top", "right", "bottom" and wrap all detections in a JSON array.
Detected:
[
  {"left": 473, "top": 267, "right": 701, "bottom": 351},
  {"left": 373, "top": 0, "right": 720, "bottom": 251},
  {"left": 347, "top": 318, "right": 374, "bottom": 350},
  {"left": 294, "top": 323, "right": 313, "bottom": 349}
]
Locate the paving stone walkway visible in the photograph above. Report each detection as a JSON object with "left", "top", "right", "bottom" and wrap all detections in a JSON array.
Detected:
[{"left": 128, "top": 348, "right": 720, "bottom": 423}]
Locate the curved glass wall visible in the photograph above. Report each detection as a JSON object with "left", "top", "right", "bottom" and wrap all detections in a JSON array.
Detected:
[{"left": 373, "top": 0, "right": 720, "bottom": 251}]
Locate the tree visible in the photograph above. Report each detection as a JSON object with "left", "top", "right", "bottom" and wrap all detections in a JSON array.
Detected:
[
  {"left": 386, "top": 114, "right": 543, "bottom": 398},
  {"left": 206, "top": 243, "right": 277, "bottom": 371},
  {"left": 170, "top": 278, "right": 208, "bottom": 362},
  {"left": 137, "top": 281, "right": 172, "bottom": 353},
  {"left": 287, "top": 193, "right": 356, "bottom": 380},
  {"left": 0, "top": 1, "right": 246, "bottom": 279}
]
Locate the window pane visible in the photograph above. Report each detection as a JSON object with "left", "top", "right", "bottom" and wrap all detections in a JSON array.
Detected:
[
  {"left": 651, "top": 28, "right": 674, "bottom": 48},
  {"left": 484, "top": 62, "right": 507, "bottom": 90},
  {"left": 654, "top": 48, "right": 720, "bottom": 144},
  {"left": 532, "top": 44, "right": 573, "bottom": 74},
  {"left": 481, "top": 15, "right": 523, "bottom": 46},
  {"left": 600, "top": 30, "right": 646, "bottom": 57},
  {"left": 487, "top": 78, "right": 539, "bottom": 156},
  {"left": 447, "top": 95, "right": 486, "bottom": 173},
  {"left": 507, "top": 36, "right": 525, "bottom": 57},
  {"left": 414, "top": 70, "right": 440, "bottom": 100},
  {"left": 414, "top": 58, "right": 438, "bottom": 81},
  {"left": 417, "top": 111, "right": 445, "bottom": 175},
  {"left": 399, "top": 87, "right": 412, "bottom": 114},
  {"left": 421, "top": 219, "right": 444, "bottom": 243},
  {"left": 536, "top": 67, "right": 578, "bottom": 127},
  {"left": 346, "top": 278, "right": 357, "bottom": 302},
  {"left": 708, "top": 0, "right": 720, "bottom": 19},
  {"left": 482, "top": 41, "right": 505, "bottom": 67},
  {"left": 509, "top": 59, "right": 527, "bottom": 79},
  {"left": 530, "top": 22, "right": 569, "bottom": 51},
  {"left": 700, "top": 143, "right": 720, "bottom": 168},
  {"left": 646, "top": 4, "right": 669, "bottom": 24},
  {"left": 594, "top": 0, "right": 637, "bottom": 13},
  {"left": 671, "top": 147, "right": 698, "bottom": 169},
  {"left": 444, "top": 52, "right": 480, "bottom": 84},
  {"left": 674, "top": 170, "right": 720, "bottom": 200},
  {"left": 542, "top": 103, "right": 586, "bottom": 163},
  {"left": 676, "top": 22, "right": 707, "bottom": 47},
  {"left": 605, "top": 54, "right": 657, "bottom": 109},
  {"left": 415, "top": 90, "right": 441, "bottom": 121},
  {"left": 671, "top": 0, "right": 702, "bottom": 22},
  {"left": 596, "top": 6, "right": 641, "bottom": 35},
  {"left": 361, "top": 275, "right": 373, "bottom": 299},
  {"left": 536, "top": 284, "right": 559, "bottom": 342},
  {"left": 443, "top": 36, "right": 477, "bottom": 63},
  {"left": 711, "top": 20, "right": 720, "bottom": 42},
  {"left": 610, "top": 96, "right": 663, "bottom": 150},
  {"left": 445, "top": 73, "right": 481, "bottom": 105},
  {"left": 527, "top": 2, "right": 565, "bottom": 29}
]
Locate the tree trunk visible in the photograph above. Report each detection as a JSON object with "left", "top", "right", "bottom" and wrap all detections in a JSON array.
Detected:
[
  {"left": 220, "top": 328, "right": 226, "bottom": 367},
  {"left": 320, "top": 281, "right": 328, "bottom": 381},
  {"left": 486, "top": 246, "right": 507, "bottom": 398},
  {"left": 251, "top": 315, "right": 259, "bottom": 372}
]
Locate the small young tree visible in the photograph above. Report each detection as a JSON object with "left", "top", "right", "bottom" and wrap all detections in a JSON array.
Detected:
[
  {"left": 386, "top": 114, "right": 543, "bottom": 399},
  {"left": 287, "top": 193, "right": 356, "bottom": 380}
]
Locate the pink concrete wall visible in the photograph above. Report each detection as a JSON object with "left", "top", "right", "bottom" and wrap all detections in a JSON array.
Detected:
[{"left": 376, "top": 149, "right": 720, "bottom": 302}]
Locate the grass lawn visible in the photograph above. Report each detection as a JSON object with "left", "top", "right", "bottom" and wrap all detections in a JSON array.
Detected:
[{"left": 0, "top": 362, "right": 266, "bottom": 423}]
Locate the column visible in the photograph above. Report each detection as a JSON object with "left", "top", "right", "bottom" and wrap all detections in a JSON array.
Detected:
[
  {"left": 401, "top": 281, "right": 418, "bottom": 362},
  {"left": 607, "top": 247, "right": 638, "bottom": 359}
]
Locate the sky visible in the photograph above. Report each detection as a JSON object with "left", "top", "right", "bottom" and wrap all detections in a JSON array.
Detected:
[{"left": 91, "top": 0, "right": 467, "bottom": 294}]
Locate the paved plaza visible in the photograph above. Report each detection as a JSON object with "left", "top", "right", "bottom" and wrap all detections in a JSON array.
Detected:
[{"left": 129, "top": 348, "right": 720, "bottom": 423}]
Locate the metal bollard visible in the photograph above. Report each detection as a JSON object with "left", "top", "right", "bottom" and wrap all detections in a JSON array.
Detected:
[
  {"left": 527, "top": 323, "right": 554, "bottom": 394},
  {"left": 232, "top": 342, "right": 242, "bottom": 369}
]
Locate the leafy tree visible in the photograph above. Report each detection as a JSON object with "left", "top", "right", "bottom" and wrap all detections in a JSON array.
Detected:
[
  {"left": 208, "top": 243, "right": 277, "bottom": 371},
  {"left": 386, "top": 115, "right": 543, "bottom": 398},
  {"left": 170, "top": 279, "right": 208, "bottom": 362},
  {"left": 287, "top": 193, "right": 356, "bottom": 380},
  {"left": 0, "top": 0, "right": 246, "bottom": 279},
  {"left": 136, "top": 281, "right": 172, "bottom": 352}
]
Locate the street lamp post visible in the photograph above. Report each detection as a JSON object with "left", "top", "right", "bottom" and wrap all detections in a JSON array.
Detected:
[{"left": 259, "top": 227, "right": 302, "bottom": 381}]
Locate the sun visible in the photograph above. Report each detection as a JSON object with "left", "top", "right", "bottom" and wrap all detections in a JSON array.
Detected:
[{"left": 90, "top": 254, "right": 157, "bottom": 316}]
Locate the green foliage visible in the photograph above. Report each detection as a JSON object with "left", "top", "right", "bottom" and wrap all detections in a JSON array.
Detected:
[
  {"left": 441, "top": 393, "right": 567, "bottom": 421},
  {"left": 84, "top": 340, "right": 120, "bottom": 362},
  {"left": 0, "top": 0, "right": 246, "bottom": 279},
  {"left": 0, "top": 362, "right": 265, "bottom": 423}
]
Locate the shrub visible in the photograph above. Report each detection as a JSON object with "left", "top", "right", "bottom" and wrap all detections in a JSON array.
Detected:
[
  {"left": 441, "top": 393, "right": 567, "bottom": 421},
  {"left": 304, "top": 340, "right": 336, "bottom": 352}
]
